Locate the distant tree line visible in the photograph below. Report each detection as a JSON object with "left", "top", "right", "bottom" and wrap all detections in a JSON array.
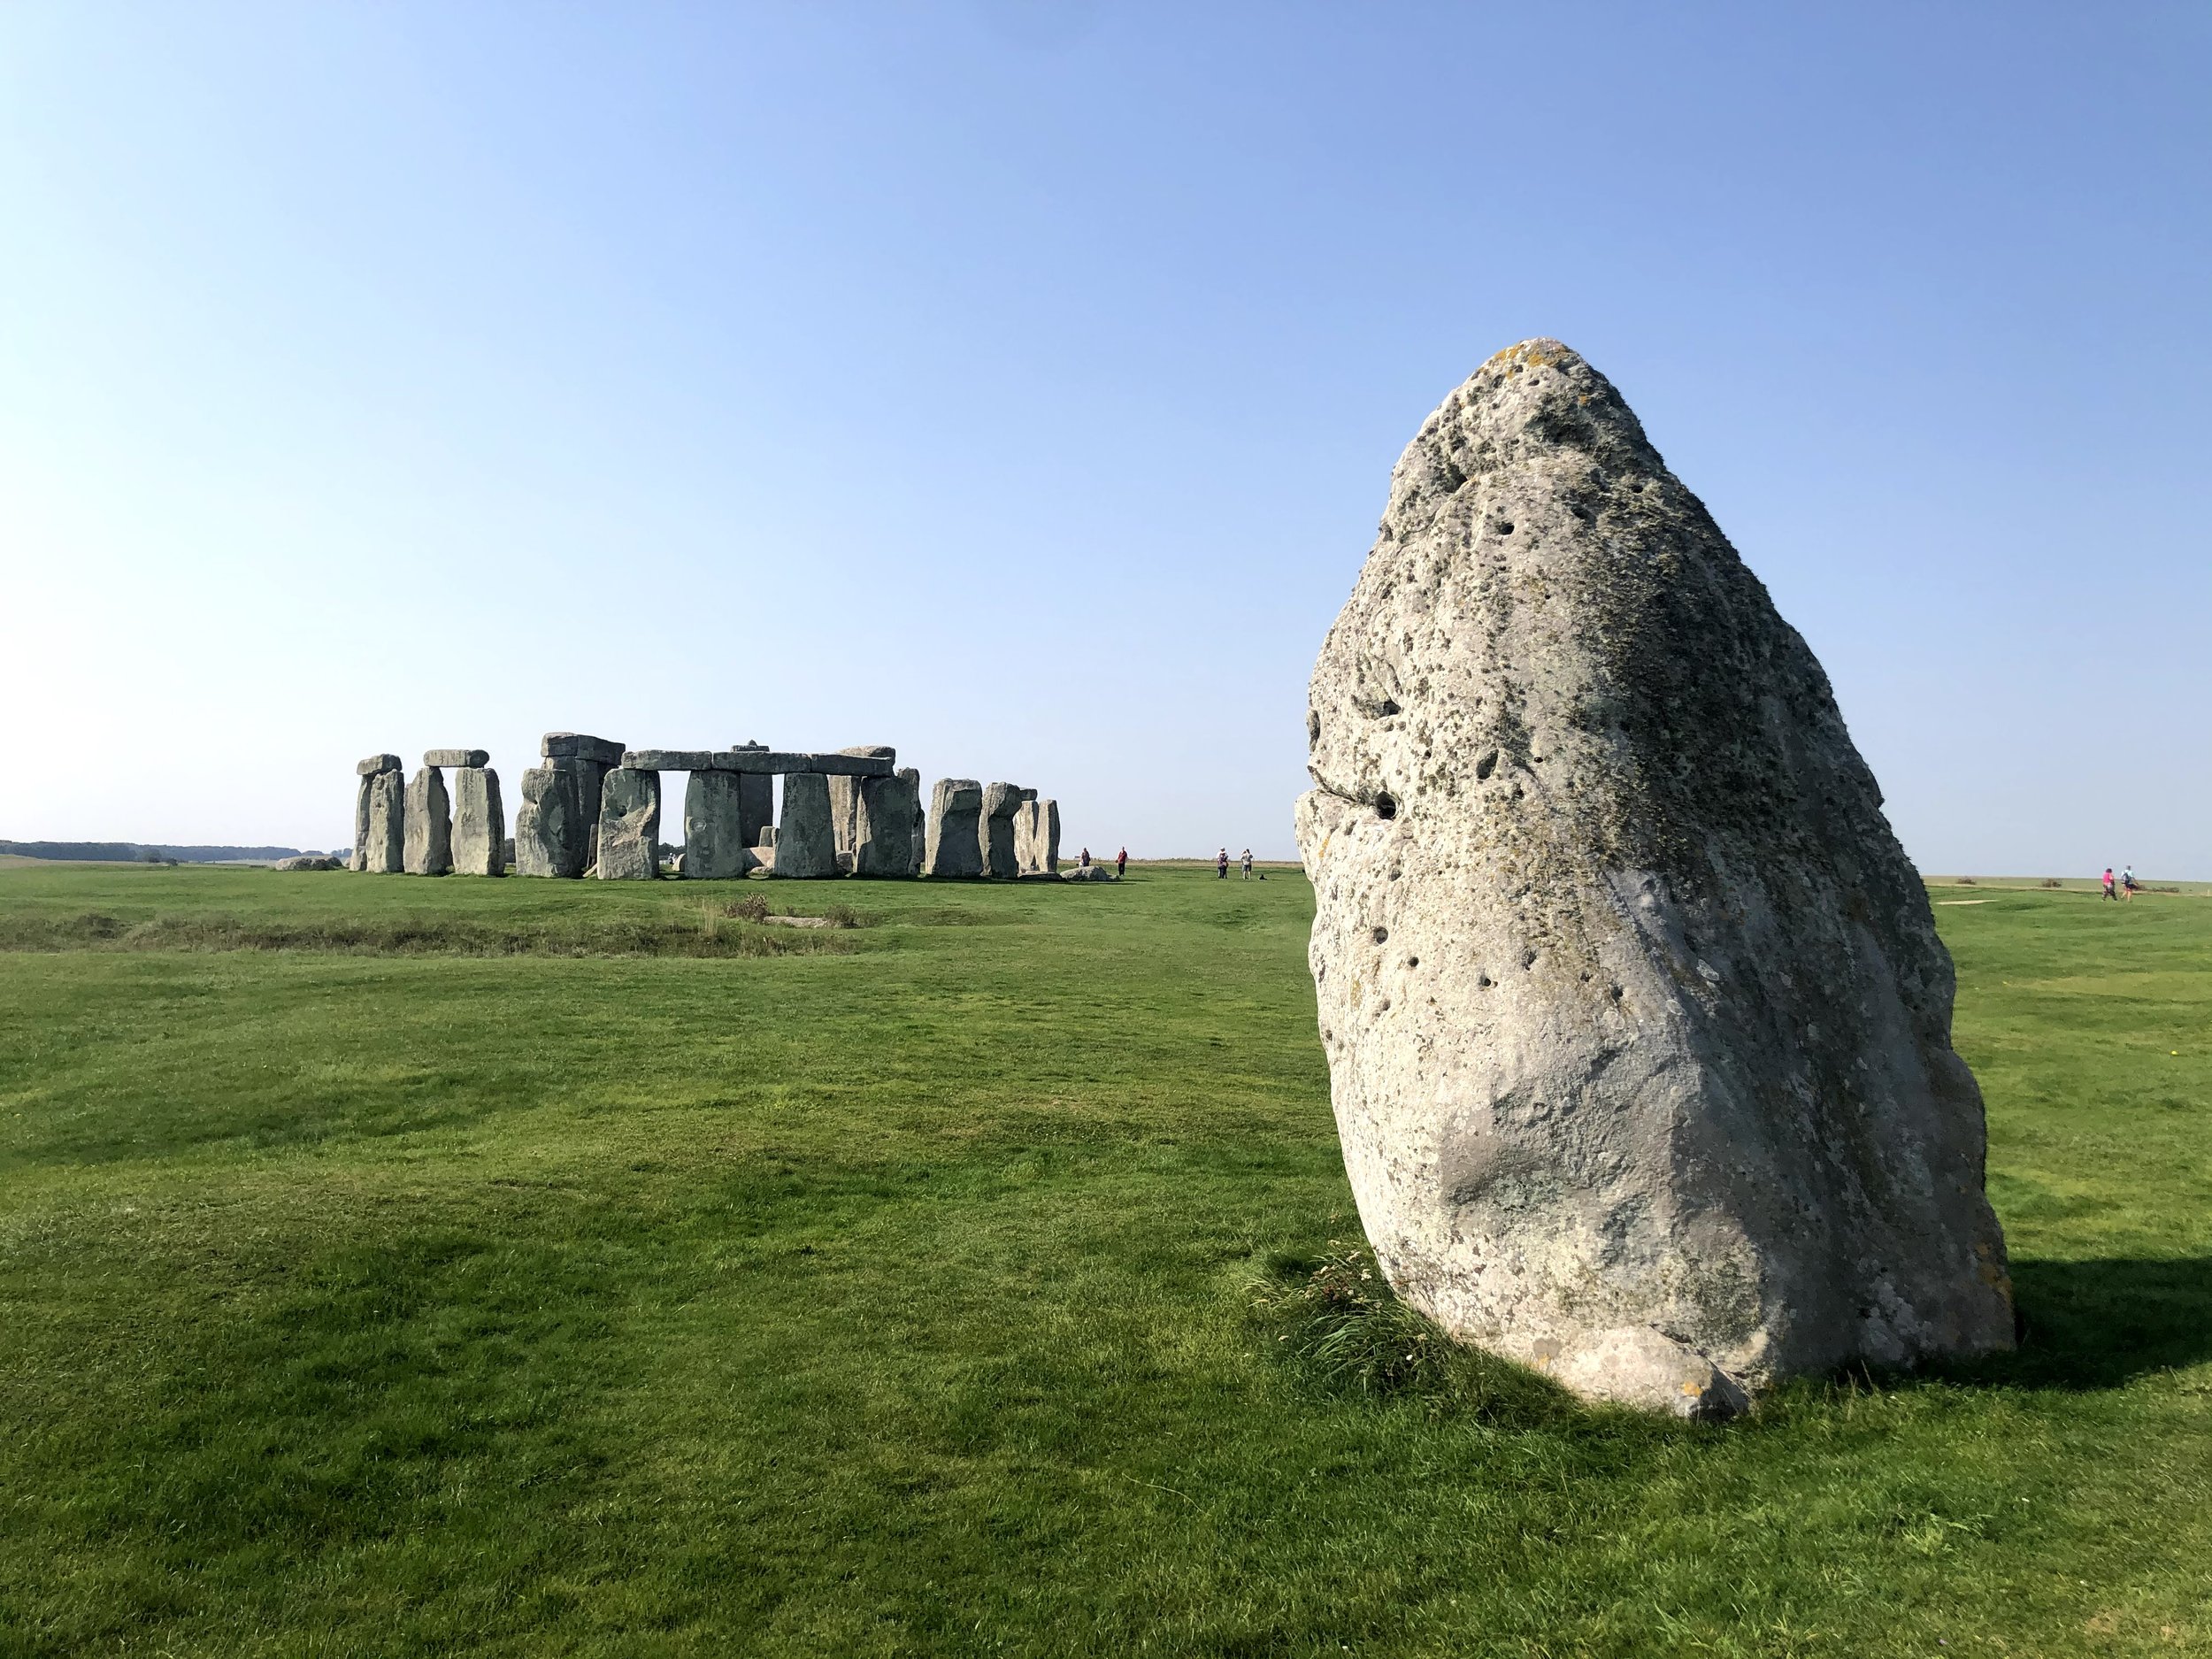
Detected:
[{"left": 0, "top": 841, "right": 309, "bottom": 864}]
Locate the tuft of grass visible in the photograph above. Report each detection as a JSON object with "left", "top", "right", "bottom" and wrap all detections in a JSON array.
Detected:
[{"left": 1249, "top": 1241, "right": 1572, "bottom": 1424}]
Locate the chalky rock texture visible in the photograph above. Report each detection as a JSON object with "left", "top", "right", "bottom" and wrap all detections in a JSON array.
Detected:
[
  {"left": 352, "top": 755, "right": 400, "bottom": 869},
  {"left": 515, "top": 766, "right": 589, "bottom": 878},
  {"left": 594, "top": 768, "right": 661, "bottom": 880},
  {"left": 772, "top": 772, "right": 835, "bottom": 879},
  {"left": 364, "top": 771, "right": 406, "bottom": 873},
  {"left": 1014, "top": 798, "right": 1061, "bottom": 875},
  {"left": 979, "top": 783, "right": 1024, "bottom": 879},
  {"left": 1295, "top": 339, "right": 2014, "bottom": 1417},
  {"left": 683, "top": 771, "right": 757, "bottom": 879},
  {"left": 923, "top": 780, "right": 983, "bottom": 878},
  {"left": 451, "top": 767, "right": 506, "bottom": 876},
  {"left": 829, "top": 746, "right": 899, "bottom": 857},
  {"left": 853, "top": 765, "right": 924, "bottom": 877},
  {"left": 403, "top": 767, "right": 452, "bottom": 876}
]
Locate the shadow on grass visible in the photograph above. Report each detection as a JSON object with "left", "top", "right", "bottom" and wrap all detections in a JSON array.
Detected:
[{"left": 1950, "top": 1256, "right": 2212, "bottom": 1391}]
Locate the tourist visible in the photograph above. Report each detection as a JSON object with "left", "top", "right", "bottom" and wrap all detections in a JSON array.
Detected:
[
  {"left": 1116, "top": 846, "right": 1127, "bottom": 878},
  {"left": 1217, "top": 848, "right": 1229, "bottom": 879},
  {"left": 1240, "top": 848, "right": 1253, "bottom": 879},
  {"left": 2102, "top": 867, "right": 2118, "bottom": 901},
  {"left": 1079, "top": 847, "right": 1091, "bottom": 869},
  {"left": 2123, "top": 864, "right": 2139, "bottom": 900}
]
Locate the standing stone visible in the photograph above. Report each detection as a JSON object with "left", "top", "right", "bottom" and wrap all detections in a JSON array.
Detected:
[
  {"left": 1016, "top": 797, "right": 1061, "bottom": 875},
  {"left": 1295, "top": 338, "right": 2014, "bottom": 1417},
  {"left": 364, "top": 769, "right": 406, "bottom": 873},
  {"left": 772, "top": 772, "right": 835, "bottom": 879},
  {"left": 352, "top": 755, "right": 400, "bottom": 871},
  {"left": 595, "top": 768, "right": 661, "bottom": 879},
  {"left": 515, "top": 767, "right": 589, "bottom": 878},
  {"left": 828, "top": 746, "right": 898, "bottom": 858},
  {"left": 726, "top": 741, "right": 772, "bottom": 848},
  {"left": 451, "top": 766, "right": 506, "bottom": 876},
  {"left": 683, "top": 771, "right": 757, "bottom": 879},
  {"left": 541, "top": 735, "right": 621, "bottom": 872},
  {"left": 403, "top": 766, "right": 452, "bottom": 876},
  {"left": 922, "top": 780, "right": 983, "bottom": 878},
  {"left": 979, "top": 783, "right": 1023, "bottom": 879},
  {"left": 853, "top": 766, "right": 923, "bottom": 877}
]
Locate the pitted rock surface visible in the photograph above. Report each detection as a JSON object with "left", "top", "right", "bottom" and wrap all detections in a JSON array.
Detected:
[{"left": 1295, "top": 338, "right": 2013, "bottom": 1417}]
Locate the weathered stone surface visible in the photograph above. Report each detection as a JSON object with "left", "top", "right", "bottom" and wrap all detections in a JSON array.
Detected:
[
  {"left": 1015, "top": 797, "right": 1061, "bottom": 875},
  {"left": 1294, "top": 338, "right": 2014, "bottom": 1417},
  {"left": 622, "top": 750, "right": 717, "bottom": 772},
  {"left": 275, "top": 854, "right": 343, "bottom": 872},
  {"left": 829, "top": 746, "right": 899, "bottom": 857},
  {"left": 979, "top": 783, "right": 1023, "bottom": 879},
  {"left": 682, "top": 771, "right": 757, "bottom": 879},
  {"left": 403, "top": 767, "right": 451, "bottom": 876},
  {"left": 594, "top": 768, "right": 661, "bottom": 879},
  {"left": 922, "top": 780, "right": 983, "bottom": 878},
  {"left": 364, "top": 771, "right": 406, "bottom": 872},
  {"left": 543, "top": 733, "right": 624, "bottom": 764},
  {"left": 772, "top": 772, "right": 835, "bottom": 879},
  {"left": 451, "top": 767, "right": 506, "bottom": 876},
  {"left": 732, "top": 745, "right": 774, "bottom": 849},
  {"left": 515, "top": 767, "right": 584, "bottom": 877},
  {"left": 853, "top": 766, "right": 922, "bottom": 877},
  {"left": 357, "top": 753, "right": 402, "bottom": 777},
  {"left": 425, "top": 748, "right": 490, "bottom": 769},
  {"left": 1062, "top": 864, "right": 1115, "bottom": 882}
]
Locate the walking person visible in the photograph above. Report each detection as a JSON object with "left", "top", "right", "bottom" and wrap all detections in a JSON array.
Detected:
[
  {"left": 1217, "top": 848, "right": 1229, "bottom": 879},
  {"left": 1116, "top": 846, "right": 1127, "bottom": 879},
  {"left": 2102, "top": 867, "right": 2118, "bottom": 902},
  {"left": 2122, "top": 864, "right": 2139, "bottom": 900},
  {"left": 1240, "top": 848, "right": 1253, "bottom": 880}
]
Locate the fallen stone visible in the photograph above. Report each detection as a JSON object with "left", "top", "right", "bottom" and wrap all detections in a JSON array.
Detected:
[
  {"left": 363, "top": 770, "right": 406, "bottom": 872},
  {"left": 1061, "top": 864, "right": 1115, "bottom": 882},
  {"left": 979, "top": 783, "right": 1023, "bottom": 879},
  {"left": 451, "top": 767, "right": 506, "bottom": 876},
  {"left": 771, "top": 772, "right": 836, "bottom": 879},
  {"left": 541, "top": 733, "right": 625, "bottom": 764},
  {"left": 425, "top": 748, "right": 490, "bottom": 769},
  {"left": 853, "top": 766, "right": 923, "bottom": 877},
  {"left": 1294, "top": 337, "right": 2015, "bottom": 1417},
  {"left": 594, "top": 768, "right": 661, "bottom": 879},
  {"left": 403, "top": 766, "right": 452, "bottom": 876},
  {"left": 682, "top": 770, "right": 758, "bottom": 879},
  {"left": 275, "top": 854, "right": 343, "bottom": 872},
  {"left": 922, "top": 780, "right": 983, "bottom": 878}
]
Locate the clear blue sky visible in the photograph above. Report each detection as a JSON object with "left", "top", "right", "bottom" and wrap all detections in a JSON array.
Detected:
[{"left": 3, "top": 3, "right": 2206, "bottom": 872}]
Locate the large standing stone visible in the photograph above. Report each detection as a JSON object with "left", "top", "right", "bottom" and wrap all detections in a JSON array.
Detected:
[
  {"left": 853, "top": 766, "right": 922, "bottom": 877},
  {"left": 541, "top": 734, "right": 621, "bottom": 872},
  {"left": 515, "top": 767, "right": 589, "bottom": 878},
  {"left": 352, "top": 754, "right": 400, "bottom": 871},
  {"left": 729, "top": 741, "right": 773, "bottom": 849},
  {"left": 451, "top": 766, "right": 506, "bottom": 876},
  {"left": 683, "top": 771, "right": 757, "bottom": 879},
  {"left": 979, "top": 783, "right": 1023, "bottom": 879},
  {"left": 364, "top": 770, "right": 406, "bottom": 872},
  {"left": 828, "top": 746, "right": 898, "bottom": 858},
  {"left": 922, "top": 780, "right": 983, "bottom": 878},
  {"left": 1015, "top": 797, "right": 1062, "bottom": 875},
  {"left": 403, "top": 766, "right": 451, "bottom": 876},
  {"left": 1294, "top": 339, "right": 2014, "bottom": 1417},
  {"left": 772, "top": 772, "right": 835, "bottom": 879},
  {"left": 595, "top": 768, "right": 661, "bottom": 880}
]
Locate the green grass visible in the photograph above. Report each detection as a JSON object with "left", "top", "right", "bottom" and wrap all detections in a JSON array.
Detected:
[{"left": 1, "top": 862, "right": 2207, "bottom": 1657}]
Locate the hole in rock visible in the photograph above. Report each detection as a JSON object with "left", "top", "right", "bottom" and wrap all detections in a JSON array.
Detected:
[
  {"left": 1522, "top": 948, "right": 1538, "bottom": 969},
  {"left": 1497, "top": 521, "right": 1515, "bottom": 535},
  {"left": 1371, "top": 926, "right": 1389, "bottom": 945},
  {"left": 1406, "top": 956, "right": 1419, "bottom": 969},
  {"left": 1478, "top": 974, "right": 1494, "bottom": 987},
  {"left": 1374, "top": 793, "right": 1397, "bottom": 820},
  {"left": 1306, "top": 710, "right": 1321, "bottom": 746},
  {"left": 1475, "top": 749, "right": 1499, "bottom": 781}
]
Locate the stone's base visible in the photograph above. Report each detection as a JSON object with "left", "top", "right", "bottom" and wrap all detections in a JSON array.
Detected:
[
  {"left": 749, "top": 846, "right": 775, "bottom": 874},
  {"left": 1509, "top": 1326, "right": 1749, "bottom": 1420}
]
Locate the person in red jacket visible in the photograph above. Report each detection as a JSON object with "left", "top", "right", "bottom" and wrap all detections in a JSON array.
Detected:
[{"left": 1116, "top": 846, "right": 1127, "bottom": 878}]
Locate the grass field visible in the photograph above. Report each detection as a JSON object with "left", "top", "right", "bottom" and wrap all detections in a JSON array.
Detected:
[{"left": 2, "top": 861, "right": 2207, "bottom": 1657}]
